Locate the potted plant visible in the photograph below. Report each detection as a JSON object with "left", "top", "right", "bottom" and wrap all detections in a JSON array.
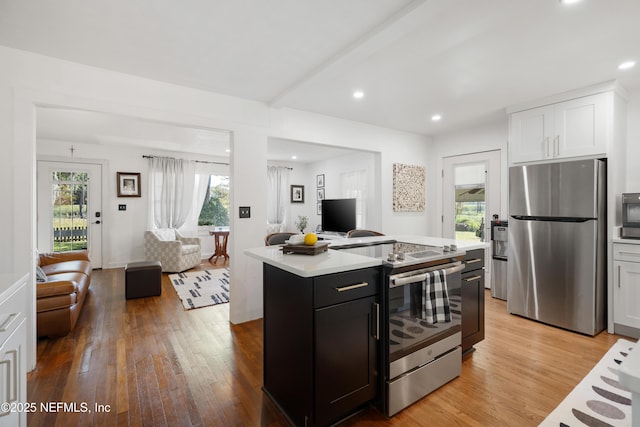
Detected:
[{"left": 295, "top": 215, "right": 308, "bottom": 234}]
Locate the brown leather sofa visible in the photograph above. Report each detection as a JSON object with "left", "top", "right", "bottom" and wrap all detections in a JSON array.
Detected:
[{"left": 36, "top": 250, "right": 92, "bottom": 338}]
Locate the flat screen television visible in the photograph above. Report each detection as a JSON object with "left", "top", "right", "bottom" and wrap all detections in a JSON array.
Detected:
[{"left": 321, "top": 198, "right": 356, "bottom": 234}]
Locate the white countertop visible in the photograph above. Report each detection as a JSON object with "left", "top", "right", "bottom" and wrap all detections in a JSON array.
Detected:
[
  {"left": 245, "top": 245, "right": 381, "bottom": 277},
  {"left": 245, "top": 235, "right": 489, "bottom": 278}
]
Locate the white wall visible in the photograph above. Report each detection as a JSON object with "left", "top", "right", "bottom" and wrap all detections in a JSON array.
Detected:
[
  {"left": 270, "top": 108, "right": 432, "bottom": 235},
  {"left": 36, "top": 138, "right": 229, "bottom": 266},
  {"left": 306, "top": 151, "right": 380, "bottom": 232},
  {"left": 1, "top": 45, "right": 432, "bottom": 348},
  {"left": 269, "top": 150, "right": 380, "bottom": 233},
  {"left": 429, "top": 119, "right": 509, "bottom": 236},
  {"left": 627, "top": 90, "right": 640, "bottom": 190},
  {"left": 266, "top": 160, "right": 308, "bottom": 232}
]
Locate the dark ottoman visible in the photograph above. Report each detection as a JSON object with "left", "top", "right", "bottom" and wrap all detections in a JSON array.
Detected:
[{"left": 125, "top": 261, "right": 162, "bottom": 299}]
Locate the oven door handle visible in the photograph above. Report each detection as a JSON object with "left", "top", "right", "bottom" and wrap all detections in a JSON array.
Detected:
[{"left": 390, "top": 263, "right": 465, "bottom": 287}]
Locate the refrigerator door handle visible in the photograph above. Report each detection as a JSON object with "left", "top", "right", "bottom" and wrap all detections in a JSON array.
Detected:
[{"left": 510, "top": 215, "right": 593, "bottom": 223}]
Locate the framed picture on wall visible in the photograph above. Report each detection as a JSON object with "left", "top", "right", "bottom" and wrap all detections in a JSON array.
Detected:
[
  {"left": 317, "top": 202, "right": 322, "bottom": 215},
  {"left": 291, "top": 185, "right": 304, "bottom": 203},
  {"left": 316, "top": 174, "right": 325, "bottom": 188},
  {"left": 317, "top": 188, "right": 325, "bottom": 201},
  {"left": 117, "top": 172, "right": 141, "bottom": 197}
]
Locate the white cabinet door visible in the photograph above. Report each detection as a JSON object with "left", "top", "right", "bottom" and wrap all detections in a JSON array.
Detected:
[
  {"left": 509, "top": 92, "right": 611, "bottom": 164},
  {"left": 613, "top": 260, "right": 640, "bottom": 330},
  {"left": 509, "top": 105, "right": 554, "bottom": 163},
  {"left": 555, "top": 93, "right": 608, "bottom": 159},
  {"left": 0, "top": 319, "right": 26, "bottom": 427}
]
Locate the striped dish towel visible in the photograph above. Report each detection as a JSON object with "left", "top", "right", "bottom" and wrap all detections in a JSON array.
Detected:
[{"left": 421, "top": 269, "right": 451, "bottom": 324}]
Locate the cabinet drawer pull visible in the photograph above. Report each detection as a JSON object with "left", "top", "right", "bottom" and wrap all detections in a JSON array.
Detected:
[
  {"left": 465, "top": 258, "right": 482, "bottom": 264},
  {"left": 618, "top": 265, "right": 621, "bottom": 288},
  {"left": 619, "top": 251, "right": 640, "bottom": 258},
  {"left": 335, "top": 282, "right": 368, "bottom": 292},
  {"left": 0, "top": 313, "right": 18, "bottom": 333},
  {"left": 464, "top": 275, "right": 482, "bottom": 282}
]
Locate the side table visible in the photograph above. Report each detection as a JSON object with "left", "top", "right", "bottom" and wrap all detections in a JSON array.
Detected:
[{"left": 209, "top": 230, "right": 230, "bottom": 263}]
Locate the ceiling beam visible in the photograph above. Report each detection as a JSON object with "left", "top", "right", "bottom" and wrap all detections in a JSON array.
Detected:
[{"left": 269, "top": 0, "right": 443, "bottom": 108}]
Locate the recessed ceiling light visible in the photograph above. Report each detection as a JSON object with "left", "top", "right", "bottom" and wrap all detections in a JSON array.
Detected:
[
  {"left": 560, "top": 0, "right": 582, "bottom": 5},
  {"left": 431, "top": 114, "right": 442, "bottom": 122},
  {"left": 291, "top": 155, "right": 297, "bottom": 160},
  {"left": 353, "top": 91, "right": 364, "bottom": 99},
  {"left": 225, "top": 149, "right": 231, "bottom": 153},
  {"left": 618, "top": 61, "right": 636, "bottom": 70}
]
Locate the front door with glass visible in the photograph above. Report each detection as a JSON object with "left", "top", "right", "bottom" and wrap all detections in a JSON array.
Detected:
[{"left": 37, "top": 161, "right": 102, "bottom": 268}]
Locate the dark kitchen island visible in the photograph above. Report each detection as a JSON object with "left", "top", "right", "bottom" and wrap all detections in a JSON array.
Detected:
[{"left": 246, "top": 236, "right": 487, "bottom": 426}]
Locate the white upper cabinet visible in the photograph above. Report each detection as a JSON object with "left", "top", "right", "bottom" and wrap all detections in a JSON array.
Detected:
[
  {"left": 509, "top": 105, "right": 554, "bottom": 163},
  {"left": 555, "top": 93, "right": 609, "bottom": 159},
  {"left": 509, "top": 92, "right": 611, "bottom": 164}
]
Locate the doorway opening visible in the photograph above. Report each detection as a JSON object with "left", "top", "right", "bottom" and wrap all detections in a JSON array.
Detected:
[
  {"left": 51, "top": 170, "right": 89, "bottom": 251},
  {"left": 37, "top": 160, "right": 103, "bottom": 268},
  {"left": 442, "top": 150, "right": 501, "bottom": 289},
  {"left": 453, "top": 163, "right": 487, "bottom": 242}
]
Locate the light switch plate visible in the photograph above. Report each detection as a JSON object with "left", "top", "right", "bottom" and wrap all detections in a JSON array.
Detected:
[{"left": 239, "top": 206, "right": 251, "bottom": 218}]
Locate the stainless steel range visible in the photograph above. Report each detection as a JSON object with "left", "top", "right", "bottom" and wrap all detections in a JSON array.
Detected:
[{"left": 332, "top": 240, "right": 465, "bottom": 417}]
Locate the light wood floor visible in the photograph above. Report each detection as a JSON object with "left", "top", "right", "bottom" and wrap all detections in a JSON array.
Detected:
[{"left": 28, "top": 262, "right": 630, "bottom": 426}]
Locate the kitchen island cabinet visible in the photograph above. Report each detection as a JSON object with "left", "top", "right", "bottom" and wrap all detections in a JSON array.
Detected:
[
  {"left": 461, "top": 249, "right": 485, "bottom": 354},
  {"left": 263, "top": 264, "right": 380, "bottom": 427},
  {"left": 246, "top": 235, "right": 488, "bottom": 424}
]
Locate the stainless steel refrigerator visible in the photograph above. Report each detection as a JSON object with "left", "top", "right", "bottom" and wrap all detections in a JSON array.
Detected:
[{"left": 507, "top": 159, "right": 606, "bottom": 336}]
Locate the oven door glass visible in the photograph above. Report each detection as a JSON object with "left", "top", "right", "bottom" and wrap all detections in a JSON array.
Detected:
[{"left": 387, "top": 270, "right": 461, "bottom": 363}]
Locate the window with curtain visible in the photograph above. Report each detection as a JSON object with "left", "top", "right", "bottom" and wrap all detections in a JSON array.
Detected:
[
  {"left": 340, "top": 169, "right": 367, "bottom": 229},
  {"left": 198, "top": 175, "right": 230, "bottom": 227},
  {"left": 148, "top": 157, "right": 196, "bottom": 230},
  {"left": 147, "top": 157, "right": 231, "bottom": 235},
  {"left": 266, "top": 166, "right": 291, "bottom": 231}
]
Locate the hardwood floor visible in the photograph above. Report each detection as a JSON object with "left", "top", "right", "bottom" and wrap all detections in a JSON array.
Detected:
[{"left": 28, "top": 263, "right": 629, "bottom": 426}]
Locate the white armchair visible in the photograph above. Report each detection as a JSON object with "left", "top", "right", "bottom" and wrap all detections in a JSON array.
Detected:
[{"left": 144, "top": 229, "right": 201, "bottom": 273}]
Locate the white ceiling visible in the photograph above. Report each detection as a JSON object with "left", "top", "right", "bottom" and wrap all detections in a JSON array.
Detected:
[
  {"left": 36, "top": 107, "right": 231, "bottom": 157},
  {"left": 3, "top": 0, "right": 640, "bottom": 156}
]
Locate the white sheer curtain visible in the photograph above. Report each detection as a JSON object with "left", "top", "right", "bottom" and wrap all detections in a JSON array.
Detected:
[
  {"left": 148, "top": 157, "right": 196, "bottom": 229},
  {"left": 340, "top": 169, "right": 367, "bottom": 228},
  {"left": 180, "top": 168, "right": 211, "bottom": 232},
  {"left": 266, "top": 166, "right": 290, "bottom": 230}
]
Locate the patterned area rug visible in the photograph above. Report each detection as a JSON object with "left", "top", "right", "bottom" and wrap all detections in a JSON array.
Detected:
[
  {"left": 168, "top": 268, "right": 230, "bottom": 310},
  {"left": 540, "top": 338, "right": 636, "bottom": 426}
]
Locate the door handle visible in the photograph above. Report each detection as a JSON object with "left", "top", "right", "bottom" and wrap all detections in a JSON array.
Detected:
[
  {"left": 554, "top": 136, "right": 560, "bottom": 156},
  {"left": 464, "top": 275, "right": 482, "bottom": 282}
]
